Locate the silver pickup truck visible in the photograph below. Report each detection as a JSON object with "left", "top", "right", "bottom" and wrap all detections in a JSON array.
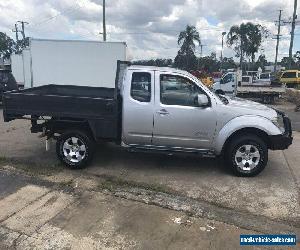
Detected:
[{"left": 2, "top": 62, "right": 293, "bottom": 177}]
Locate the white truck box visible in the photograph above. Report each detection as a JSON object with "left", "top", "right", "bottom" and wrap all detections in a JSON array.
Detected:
[
  {"left": 10, "top": 53, "right": 24, "bottom": 87},
  {"left": 23, "top": 39, "right": 127, "bottom": 88}
]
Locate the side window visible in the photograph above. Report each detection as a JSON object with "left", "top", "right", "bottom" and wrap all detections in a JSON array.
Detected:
[
  {"left": 130, "top": 72, "right": 151, "bottom": 102},
  {"left": 282, "top": 72, "right": 296, "bottom": 78},
  {"left": 160, "top": 74, "right": 205, "bottom": 107}
]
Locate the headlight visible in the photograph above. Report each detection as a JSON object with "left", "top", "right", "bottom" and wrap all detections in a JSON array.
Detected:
[{"left": 271, "top": 115, "right": 284, "bottom": 132}]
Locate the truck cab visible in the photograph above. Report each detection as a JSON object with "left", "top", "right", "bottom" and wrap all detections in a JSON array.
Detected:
[
  {"left": 122, "top": 66, "right": 217, "bottom": 150},
  {"left": 280, "top": 70, "right": 300, "bottom": 88},
  {"left": 0, "top": 70, "right": 19, "bottom": 102},
  {"left": 212, "top": 72, "right": 237, "bottom": 95}
]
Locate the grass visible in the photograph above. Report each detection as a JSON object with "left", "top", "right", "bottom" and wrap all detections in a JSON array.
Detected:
[
  {"left": 0, "top": 155, "right": 176, "bottom": 197},
  {"left": 0, "top": 155, "right": 64, "bottom": 176},
  {"left": 97, "top": 174, "right": 173, "bottom": 194}
]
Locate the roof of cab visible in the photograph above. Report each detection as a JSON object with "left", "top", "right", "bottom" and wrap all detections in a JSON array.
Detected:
[
  {"left": 282, "top": 70, "right": 300, "bottom": 72},
  {"left": 127, "top": 65, "right": 190, "bottom": 75}
]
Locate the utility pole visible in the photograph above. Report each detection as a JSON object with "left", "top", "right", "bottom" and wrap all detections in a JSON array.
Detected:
[
  {"left": 17, "top": 21, "right": 29, "bottom": 48},
  {"left": 12, "top": 23, "right": 19, "bottom": 42},
  {"left": 197, "top": 44, "right": 206, "bottom": 70},
  {"left": 274, "top": 10, "right": 283, "bottom": 72},
  {"left": 102, "top": 0, "right": 106, "bottom": 41},
  {"left": 17, "top": 21, "right": 29, "bottom": 41},
  {"left": 221, "top": 31, "right": 226, "bottom": 71},
  {"left": 288, "top": 0, "right": 298, "bottom": 69},
  {"left": 199, "top": 44, "right": 206, "bottom": 57}
]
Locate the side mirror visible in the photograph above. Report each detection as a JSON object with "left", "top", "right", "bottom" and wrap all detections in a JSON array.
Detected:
[
  {"left": 220, "top": 79, "right": 224, "bottom": 84},
  {"left": 197, "top": 94, "right": 209, "bottom": 107}
]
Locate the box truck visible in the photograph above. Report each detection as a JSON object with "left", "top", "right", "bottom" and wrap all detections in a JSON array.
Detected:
[{"left": 17, "top": 38, "right": 127, "bottom": 89}]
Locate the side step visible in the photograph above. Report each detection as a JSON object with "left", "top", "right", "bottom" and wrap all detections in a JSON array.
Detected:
[{"left": 121, "top": 142, "right": 216, "bottom": 158}]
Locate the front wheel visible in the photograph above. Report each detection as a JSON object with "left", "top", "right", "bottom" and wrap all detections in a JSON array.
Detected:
[
  {"left": 225, "top": 134, "right": 268, "bottom": 177},
  {"left": 56, "top": 130, "right": 95, "bottom": 169}
]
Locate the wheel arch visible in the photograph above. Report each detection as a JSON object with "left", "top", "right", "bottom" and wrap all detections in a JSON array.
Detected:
[
  {"left": 214, "top": 115, "right": 281, "bottom": 155},
  {"left": 48, "top": 120, "right": 95, "bottom": 141},
  {"left": 220, "top": 127, "right": 270, "bottom": 155}
]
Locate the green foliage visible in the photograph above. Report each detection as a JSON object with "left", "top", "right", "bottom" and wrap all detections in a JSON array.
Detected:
[
  {"left": 0, "top": 32, "right": 16, "bottom": 59},
  {"left": 132, "top": 58, "right": 173, "bottom": 67},
  {"left": 227, "top": 22, "right": 268, "bottom": 67},
  {"left": 174, "top": 25, "right": 201, "bottom": 70},
  {"left": 256, "top": 54, "right": 268, "bottom": 71},
  {"left": 198, "top": 52, "right": 220, "bottom": 72},
  {"left": 281, "top": 56, "right": 296, "bottom": 69},
  {"left": 221, "top": 57, "right": 237, "bottom": 71}
]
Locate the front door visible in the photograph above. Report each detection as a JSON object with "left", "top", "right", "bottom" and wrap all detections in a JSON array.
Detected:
[
  {"left": 122, "top": 70, "right": 154, "bottom": 145},
  {"left": 220, "top": 73, "right": 235, "bottom": 94},
  {"left": 152, "top": 72, "right": 217, "bottom": 150}
]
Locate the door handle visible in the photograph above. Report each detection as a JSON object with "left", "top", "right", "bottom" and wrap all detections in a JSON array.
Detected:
[{"left": 156, "top": 109, "right": 169, "bottom": 115}]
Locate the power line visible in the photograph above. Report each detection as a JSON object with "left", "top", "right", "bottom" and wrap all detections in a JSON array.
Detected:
[{"left": 28, "top": 1, "right": 83, "bottom": 27}]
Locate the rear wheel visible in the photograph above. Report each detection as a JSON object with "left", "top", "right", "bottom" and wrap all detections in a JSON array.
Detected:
[
  {"left": 56, "top": 130, "right": 95, "bottom": 169},
  {"left": 225, "top": 134, "right": 268, "bottom": 177}
]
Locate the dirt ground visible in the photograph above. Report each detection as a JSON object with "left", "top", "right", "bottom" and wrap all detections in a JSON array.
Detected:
[{"left": 0, "top": 102, "right": 299, "bottom": 249}]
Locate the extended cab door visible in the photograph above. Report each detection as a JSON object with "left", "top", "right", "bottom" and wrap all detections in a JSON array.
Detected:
[
  {"left": 152, "top": 72, "right": 217, "bottom": 150},
  {"left": 122, "top": 69, "right": 154, "bottom": 145}
]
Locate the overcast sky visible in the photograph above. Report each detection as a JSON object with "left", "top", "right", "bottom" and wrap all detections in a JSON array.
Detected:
[{"left": 0, "top": 0, "right": 299, "bottom": 62}]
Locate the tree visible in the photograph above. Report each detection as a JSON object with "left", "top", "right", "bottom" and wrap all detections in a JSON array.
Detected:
[
  {"left": 174, "top": 25, "right": 201, "bottom": 70},
  {"left": 227, "top": 22, "right": 268, "bottom": 67},
  {"left": 0, "top": 32, "right": 16, "bottom": 59},
  {"left": 293, "top": 51, "right": 300, "bottom": 69},
  {"left": 197, "top": 52, "right": 220, "bottom": 72},
  {"left": 132, "top": 58, "right": 173, "bottom": 67},
  {"left": 222, "top": 57, "right": 237, "bottom": 70},
  {"left": 256, "top": 54, "right": 268, "bottom": 71},
  {"left": 246, "top": 25, "right": 268, "bottom": 63},
  {"left": 281, "top": 56, "right": 296, "bottom": 69}
]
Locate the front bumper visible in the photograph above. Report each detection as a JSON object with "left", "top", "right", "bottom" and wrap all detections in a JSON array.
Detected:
[{"left": 268, "top": 110, "right": 293, "bottom": 150}]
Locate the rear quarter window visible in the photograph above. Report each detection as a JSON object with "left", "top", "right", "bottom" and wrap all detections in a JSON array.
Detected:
[{"left": 130, "top": 72, "right": 151, "bottom": 102}]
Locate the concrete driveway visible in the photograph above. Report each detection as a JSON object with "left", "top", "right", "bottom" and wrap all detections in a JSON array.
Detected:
[
  {"left": 1, "top": 168, "right": 283, "bottom": 250},
  {"left": 0, "top": 107, "right": 299, "bottom": 227}
]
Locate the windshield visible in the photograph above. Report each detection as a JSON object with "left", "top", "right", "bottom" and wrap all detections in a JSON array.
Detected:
[{"left": 186, "top": 72, "right": 229, "bottom": 105}]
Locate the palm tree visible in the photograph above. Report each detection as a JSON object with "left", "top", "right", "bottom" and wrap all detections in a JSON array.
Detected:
[
  {"left": 175, "top": 25, "right": 201, "bottom": 70},
  {"left": 178, "top": 25, "right": 201, "bottom": 55}
]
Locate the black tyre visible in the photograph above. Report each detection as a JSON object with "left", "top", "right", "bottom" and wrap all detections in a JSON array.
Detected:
[
  {"left": 56, "top": 130, "right": 95, "bottom": 169},
  {"left": 225, "top": 134, "right": 268, "bottom": 177}
]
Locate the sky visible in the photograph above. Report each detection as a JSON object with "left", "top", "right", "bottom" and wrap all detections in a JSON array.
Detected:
[{"left": 0, "top": 0, "right": 299, "bottom": 62}]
